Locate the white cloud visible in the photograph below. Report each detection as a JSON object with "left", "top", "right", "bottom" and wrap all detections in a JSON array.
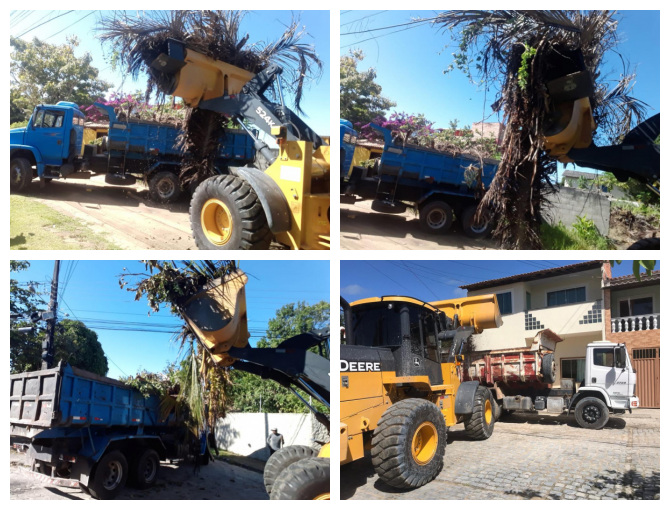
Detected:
[{"left": 341, "top": 284, "right": 365, "bottom": 295}]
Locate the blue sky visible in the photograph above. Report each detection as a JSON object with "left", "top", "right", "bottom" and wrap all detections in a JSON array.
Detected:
[
  {"left": 10, "top": 10, "right": 330, "bottom": 134},
  {"left": 340, "top": 260, "right": 658, "bottom": 303},
  {"left": 340, "top": 10, "right": 660, "bottom": 179},
  {"left": 11, "top": 260, "right": 330, "bottom": 379}
]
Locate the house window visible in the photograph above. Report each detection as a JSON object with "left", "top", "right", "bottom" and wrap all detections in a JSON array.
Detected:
[
  {"left": 619, "top": 297, "right": 653, "bottom": 317},
  {"left": 547, "top": 287, "right": 586, "bottom": 307},
  {"left": 561, "top": 358, "right": 585, "bottom": 382},
  {"left": 496, "top": 292, "right": 512, "bottom": 315}
]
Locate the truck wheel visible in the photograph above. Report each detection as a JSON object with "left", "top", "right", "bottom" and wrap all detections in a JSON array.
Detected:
[
  {"left": 541, "top": 353, "right": 556, "bottom": 384},
  {"left": 574, "top": 397, "right": 609, "bottom": 430},
  {"left": 264, "top": 445, "right": 318, "bottom": 495},
  {"left": 492, "top": 397, "right": 502, "bottom": 422},
  {"left": 89, "top": 450, "right": 128, "bottom": 500},
  {"left": 190, "top": 174, "right": 272, "bottom": 250},
  {"left": 627, "top": 237, "right": 660, "bottom": 250},
  {"left": 371, "top": 398, "right": 447, "bottom": 489},
  {"left": 420, "top": 201, "right": 453, "bottom": 234},
  {"left": 149, "top": 171, "right": 182, "bottom": 203},
  {"left": 270, "top": 458, "right": 329, "bottom": 500},
  {"left": 461, "top": 204, "right": 494, "bottom": 239},
  {"left": 464, "top": 386, "right": 495, "bottom": 440},
  {"left": 132, "top": 449, "right": 160, "bottom": 489},
  {"left": 10, "top": 158, "right": 32, "bottom": 192}
]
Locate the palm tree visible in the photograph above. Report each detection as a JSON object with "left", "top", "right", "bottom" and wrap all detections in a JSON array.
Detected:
[{"left": 435, "top": 10, "right": 646, "bottom": 249}]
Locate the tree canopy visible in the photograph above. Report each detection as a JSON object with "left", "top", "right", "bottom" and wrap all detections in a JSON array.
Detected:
[
  {"left": 340, "top": 49, "right": 396, "bottom": 126},
  {"left": 10, "top": 36, "right": 111, "bottom": 123}
]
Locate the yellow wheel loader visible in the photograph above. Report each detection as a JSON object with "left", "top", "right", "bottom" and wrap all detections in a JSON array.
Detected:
[
  {"left": 340, "top": 294, "right": 502, "bottom": 490},
  {"left": 149, "top": 40, "right": 330, "bottom": 250},
  {"left": 178, "top": 269, "right": 330, "bottom": 499}
]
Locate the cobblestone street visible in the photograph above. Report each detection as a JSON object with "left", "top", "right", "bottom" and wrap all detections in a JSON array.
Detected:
[{"left": 342, "top": 409, "right": 660, "bottom": 500}]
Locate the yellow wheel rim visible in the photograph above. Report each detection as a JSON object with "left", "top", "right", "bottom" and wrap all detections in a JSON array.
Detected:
[
  {"left": 313, "top": 493, "right": 330, "bottom": 500},
  {"left": 485, "top": 399, "right": 493, "bottom": 424},
  {"left": 201, "top": 198, "right": 233, "bottom": 245},
  {"left": 411, "top": 421, "right": 438, "bottom": 465}
]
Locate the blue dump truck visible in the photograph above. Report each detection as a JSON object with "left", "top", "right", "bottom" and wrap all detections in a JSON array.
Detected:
[
  {"left": 10, "top": 363, "right": 199, "bottom": 499},
  {"left": 340, "top": 121, "right": 499, "bottom": 238},
  {"left": 10, "top": 101, "right": 256, "bottom": 203}
]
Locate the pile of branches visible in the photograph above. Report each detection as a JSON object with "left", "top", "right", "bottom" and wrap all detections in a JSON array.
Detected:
[
  {"left": 98, "top": 11, "right": 322, "bottom": 185},
  {"left": 435, "top": 10, "right": 646, "bottom": 249}
]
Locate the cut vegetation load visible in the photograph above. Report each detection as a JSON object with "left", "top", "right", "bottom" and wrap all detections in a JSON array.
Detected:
[
  {"left": 435, "top": 11, "right": 659, "bottom": 249},
  {"left": 98, "top": 11, "right": 330, "bottom": 250}
]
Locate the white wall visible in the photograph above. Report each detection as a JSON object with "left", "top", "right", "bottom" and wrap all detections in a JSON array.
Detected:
[{"left": 215, "top": 412, "right": 315, "bottom": 460}]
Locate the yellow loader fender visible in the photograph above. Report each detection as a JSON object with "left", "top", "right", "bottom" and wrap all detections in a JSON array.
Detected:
[{"left": 229, "top": 166, "right": 291, "bottom": 233}]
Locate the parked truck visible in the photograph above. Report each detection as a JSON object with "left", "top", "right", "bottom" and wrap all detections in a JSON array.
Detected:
[
  {"left": 10, "top": 362, "right": 199, "bottom": 499},
  {"left": 453, "top": 328, "right": 640, "bottom": 429},
  {"left": 340, "top": 121, "right": 499, "bottom": 239},
  {"left": 10, "top": 101, "right": 255, "bottom": 203}
]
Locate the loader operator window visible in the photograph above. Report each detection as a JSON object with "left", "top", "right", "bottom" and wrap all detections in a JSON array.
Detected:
[
  {"left": 422, "top": 313, "right": 440, "bottom": 363},
  {"left": 351, "top": 304, "right": 402, "bottom": 347},
  {"left": 593, "top": 348, "right": 614, "bottom": 367}
]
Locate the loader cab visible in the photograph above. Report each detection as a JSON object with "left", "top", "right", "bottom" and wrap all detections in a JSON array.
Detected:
[{"left": 345, "top": 297, "right": 449, "bottom": 386}]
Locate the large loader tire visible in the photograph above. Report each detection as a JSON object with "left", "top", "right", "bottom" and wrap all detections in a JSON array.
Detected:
[
  {"left": 419, "top": 201, "right": 454, "bottom": 234},
  {"left": 627, "top": 237, "right": 660, "bottom": 250},
  {"left": 189, "top": 174, "right": 272, "bottom": 250},
  {"left": 371, "top": 398, "right": 447, "bottom": 490},
  {"left": 574, "top": 397, "right": 609, "bottom": 430},
  {"left": 541, "top": 353, "right": 556, "bottom": 384},
  {"left": 264, "top": 445, "right": 318, "bottom": 495},
  {"left": 464, "top": 386, "right": 495, "bottom": 440},
  {"left": 88, "top": 450, "right": 128, "bottom": 500},
  {"left": 270, "top": 458, "right": 329, "bottom": 500},
  {"left": 10, "top": 158, "right": 32, "bottom": 192}
]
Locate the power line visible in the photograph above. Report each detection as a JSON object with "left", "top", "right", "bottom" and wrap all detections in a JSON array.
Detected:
[
  {"left": 16, "top": 10, "right": 75, "bottom": 38},
  {"left": 341, "top": 21, "right": 433, "bottom": 49},
  {"left": 341, "top": 16, "right": 437, "bottom": 36},
  {"left": 341, "top": 11, "right": 388, "bottom": 27},
  {"left": 45, "top": 10, "right": 97, "bottom": 41}
]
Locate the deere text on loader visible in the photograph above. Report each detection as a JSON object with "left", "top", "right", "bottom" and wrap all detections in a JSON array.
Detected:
[
  {"left": 180, "top": 269, "right": 330, "bottom": 499},
  {"left": 340, "top": 294, "right": 502, "bottom": 490},
  {"left": 149, "top": 39, "right": 330, "bottom": 250}
]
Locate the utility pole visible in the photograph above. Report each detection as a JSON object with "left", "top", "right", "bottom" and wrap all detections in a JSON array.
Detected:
[{"left": 41, "top": 260, "right": 60, "bottom": 370}]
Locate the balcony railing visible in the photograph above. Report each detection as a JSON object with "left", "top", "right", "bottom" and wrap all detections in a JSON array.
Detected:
[{"left": 611, "top": 313, "right": 660, "bottom": 332}]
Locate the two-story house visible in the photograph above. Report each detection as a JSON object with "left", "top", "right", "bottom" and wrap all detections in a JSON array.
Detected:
[{"left": 461, "top": 261, "right": 660, "bottom": 408}]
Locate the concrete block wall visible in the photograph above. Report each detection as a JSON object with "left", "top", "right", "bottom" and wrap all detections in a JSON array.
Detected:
[
  {"left": 215, "top": 412, "right": 324, "bottom": 461},
  {"left": 542, "top": 187, "right": 611, "bottom": 235}
]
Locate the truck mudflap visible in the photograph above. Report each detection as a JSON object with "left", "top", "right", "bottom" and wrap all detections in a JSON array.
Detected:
[
  {"left": 230, "top": 165, "right": 291, "bottom": 234},
  {"left": 25, "top": 467, "right": 80, "bottom": 488},
  {"left": 454, "top": 381, "right": 480, "bottom": 415}
]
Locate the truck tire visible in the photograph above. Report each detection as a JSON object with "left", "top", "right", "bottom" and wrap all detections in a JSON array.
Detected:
[
  {"left": 370, "top": 398, "right": 447, "bottom": 490},
  {"left": 492, "top": 397, "right": 502, "bottom": 422},
  {"left": 105, "top": 173, "right": 137, "bottom": 186},
  {"left": 264, "top": 445, "right": 318, "bottom": 495},
  {"left": 270, "top": 458, "right": 329, "bottom": 500},
  {"left": 131, "top": 449, "right": 160, "bottom": 489},
  {"left": 574, "top": 397, "right": 609, "bottom": 430},
  {"left": 461, "top": 204, "right": 494, "bottom": 239},
  {"left": 464, "top": 386, "right": 495, "bottom": 440},
  {"left": 89, "top": 450, "right": 128, "bottom": 500},
  {"left": 627, "top": 237, "right": 660, "bottom": 250},
  {"left": 10, "top": 158, "right": 32, "bottom": 192},
  {"left": 149, "top": 171, "right": 182, "bottom": 203},
  {"left": 190, "top": 174, "right": 272, "bottom": 250},
  {"left": 419, "top": 201, "right": 453, "bottom": 234},
  {"left": 541, "top": 353, "right": 556, "bottom": 384}
]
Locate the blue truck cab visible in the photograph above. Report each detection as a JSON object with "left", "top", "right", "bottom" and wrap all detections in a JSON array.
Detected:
[
  {"left": 340, "top": 120, "right": 499, "bottom": 239},
  {"left": 340, "top": 119, "right": 358, "bottom": 179},
  {"left": 10, "top": 102, "right": 86, "bottom": 190}
]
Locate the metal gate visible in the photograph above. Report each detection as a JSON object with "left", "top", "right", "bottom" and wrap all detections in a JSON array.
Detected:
[{"left": 632, "top": 348, "right": 660, "bottom": 408}]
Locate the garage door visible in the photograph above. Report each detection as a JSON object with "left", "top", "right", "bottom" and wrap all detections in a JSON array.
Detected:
[{"left": 632, "top": 348, "right": 660, "bottom": 408}]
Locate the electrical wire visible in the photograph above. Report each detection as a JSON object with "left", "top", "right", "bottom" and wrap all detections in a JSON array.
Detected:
[
  {"left": 16, "top": 10, "right": 74, "bottom": 38},
  {"left": 45, "top": 11, "right": 97, "bottom": 41},
  {"left": 341, "top": 11, "right": 388, "bottom": 27}
]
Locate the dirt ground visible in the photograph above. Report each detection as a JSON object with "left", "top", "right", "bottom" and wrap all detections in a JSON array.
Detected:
[
  {"left": 12, "top": 175, "right": 196, "bottom": 250},
  {"left": 9, "top": 449, "right": 268, "bottom": 500},
  {"left": 340, "top": 200, "right": 498, "bottom": 250}
]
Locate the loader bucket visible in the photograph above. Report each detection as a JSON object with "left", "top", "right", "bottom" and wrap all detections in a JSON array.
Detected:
[
  {"left": 180, "top": 268, "right": 250, "bottom": 366},
  {"left": 430, "top": 294, "right": 502, "bottom": 333}
]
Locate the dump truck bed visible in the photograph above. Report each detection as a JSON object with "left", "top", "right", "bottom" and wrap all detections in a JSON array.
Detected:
[{"left": 10, "top": 363, "right": 165, "bottom": 435}]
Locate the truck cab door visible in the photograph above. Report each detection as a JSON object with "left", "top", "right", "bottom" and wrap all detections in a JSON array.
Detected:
[
  {"left": 25, "top": 108, "right": 68, "bottom": 165},
  {"left": 589, "top": 345, "right": 629, "bottom": 395}
]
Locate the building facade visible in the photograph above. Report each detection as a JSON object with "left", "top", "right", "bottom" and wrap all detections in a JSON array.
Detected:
[{"left": 462, "top": 261, "right": 660, "bottom": 408}]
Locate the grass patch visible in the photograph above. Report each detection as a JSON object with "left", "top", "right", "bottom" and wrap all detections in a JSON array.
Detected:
[
  {"left": 10, "top": 195, "right": 122, "bottom": 250},
  {"left": 540, "top": 219, "right": 615, "bottom": 250}
]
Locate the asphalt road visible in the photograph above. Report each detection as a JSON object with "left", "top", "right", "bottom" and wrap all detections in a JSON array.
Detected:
[
  {"left": 342, "top": 409, "right": 660, "bottom": 500},
  {"left": 10, "top": 450, "right": 268, "bottom": 500},
  {"left": 340, "top": 200, "right": 498, "bottom": 250}
]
